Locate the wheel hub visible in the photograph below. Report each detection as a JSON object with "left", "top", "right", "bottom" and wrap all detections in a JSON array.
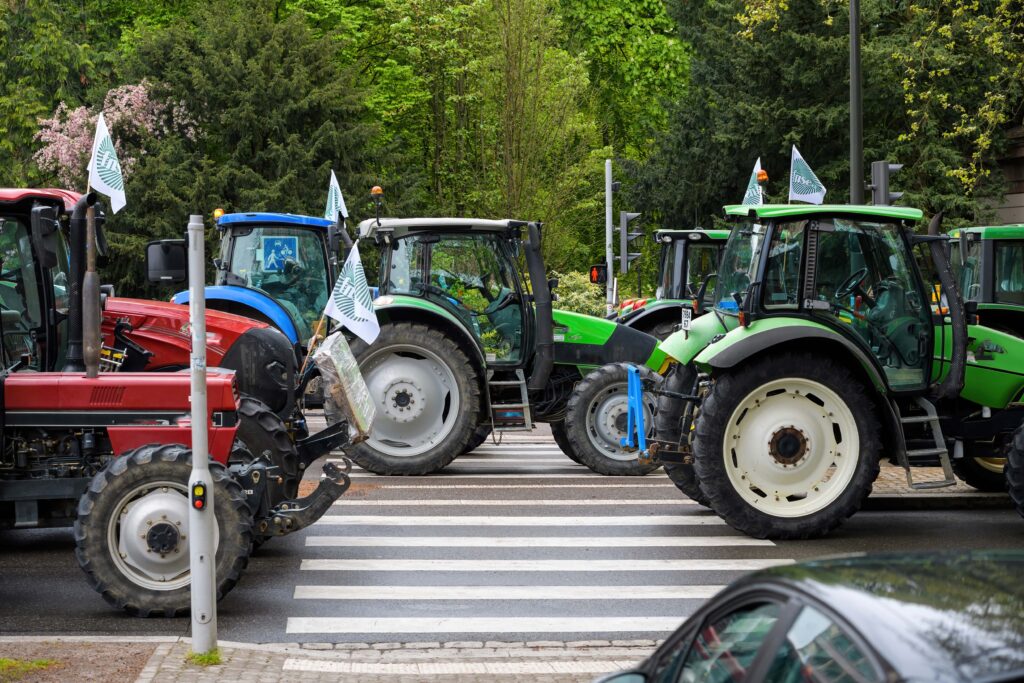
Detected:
[
  {"left": 382, "top": 380, "right": 426, "bottom": 423},
  {"left": 769, "top": 426, "right": 809, "bottom": 467},
  {"left": 146, "top": 522, "right": 180, "bottom": 554},
  {"left": 587, "top": 383, "right": 656, "bottom": 462}
]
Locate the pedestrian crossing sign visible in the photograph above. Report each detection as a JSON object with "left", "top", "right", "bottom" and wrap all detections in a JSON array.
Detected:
[{"left": 262, "top": 236, "right": 298, "bottom": 272}]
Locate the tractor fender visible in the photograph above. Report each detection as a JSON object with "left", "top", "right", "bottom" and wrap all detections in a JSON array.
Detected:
[
  {"left": 657, "top": 309, "right": 731, "bottom": 366},
  {"left": 372, "top": 295, "right": 486, "bottom": 366},
  {"left": 552, "top": 309, "right": 667, "bottom": 372},
  {"left": 173, "top": 285, "right": 302, "bottom": 345},
  {"left": 618, "top": 300, "right": 689, "bottom": 332}
]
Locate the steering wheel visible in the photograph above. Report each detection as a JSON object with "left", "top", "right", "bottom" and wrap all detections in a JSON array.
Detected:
[
  {"left": 834, "top": 267, "right": 869, "bottom": 299},
  {"left": 478, "top": 289, "right": 517, "bottom": 316}
]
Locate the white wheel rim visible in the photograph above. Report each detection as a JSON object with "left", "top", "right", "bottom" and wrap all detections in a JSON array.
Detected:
[
  {"left": 361, "top": 343, "right": 461, "bottom": 457},
  {"left": 721, "top": 377, "right": 860, "bottom": 518},
  {"left": 107, "top": 480, "right": 219, "bottom": 591},
  {"left": 585, "top": 382, "right": 657, "bottom": 462}
]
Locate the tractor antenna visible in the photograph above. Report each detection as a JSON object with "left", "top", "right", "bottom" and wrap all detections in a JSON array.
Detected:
[{"left": 370, "top": 186, "right": 384, "bottom": 227}]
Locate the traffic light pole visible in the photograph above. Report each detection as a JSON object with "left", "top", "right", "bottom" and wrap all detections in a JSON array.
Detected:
[
  {"left": 188, "top": 213, "right": 217, "bottom": 654},
  {"left": 605, "top": 159, "right": 615, "bottom": 316},
  {"left": 849, "top": 0, "right": 864, "bottom": 203}
]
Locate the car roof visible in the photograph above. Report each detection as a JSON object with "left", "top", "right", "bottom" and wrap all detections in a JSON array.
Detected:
[
  {"left": 950, "top": 224, "right": 1024, "bottom": 240},
  {"left": 218, "top": 212, "right": 334, "bottom": 229},
  {"left": 357, "top": 217, "right": 525, "bottom": 238},
  {"left": 723, "top": 203, "right": 924, "bottom": 222},
  {"left": 655, "top": 229, "right": 730, "bottom": 241},
  {"left": 745, "top": 550, "right": 1024, "bottom": 682}
]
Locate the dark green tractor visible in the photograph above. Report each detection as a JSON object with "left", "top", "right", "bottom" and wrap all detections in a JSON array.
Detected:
[
  {"left": 650, "top": 204, "right": 1024, "bottom": 539},
  {"left": 338, "top": 218, "right": 669, "bottom": 476}
]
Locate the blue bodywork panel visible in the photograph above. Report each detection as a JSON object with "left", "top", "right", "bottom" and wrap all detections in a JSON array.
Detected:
[
  {"left": 173, "top": 285, "right": 301, "bottom": 344},
  {"left": 218, "top": 212, "right": 334, "bottom": 230}
]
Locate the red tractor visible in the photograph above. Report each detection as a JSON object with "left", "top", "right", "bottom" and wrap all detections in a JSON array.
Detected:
[{"left": 0, "top": 190, "right": 352, "bottom": 615}]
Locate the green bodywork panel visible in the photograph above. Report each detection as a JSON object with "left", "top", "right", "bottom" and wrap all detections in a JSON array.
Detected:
[
  {"left": 374, "top": 293, "right": 471, "bottom": 331},
  {"left": 933, "top": 322, "right": 1024, "bottom": 408},
  {"left": 659, "top": 310, "right": 733, "bottom": 365},
  {"left": 694, "top": 316, "right": 887, "bottom": 391},
  {"left": 950, "top": 225, "right": 1024, "bottom": 241},
  {"left": 723, "top": 204, "right": 923, "bottom": 222},
  {"left": 553, "top": 309, "right": 666, "bottom": 371}
]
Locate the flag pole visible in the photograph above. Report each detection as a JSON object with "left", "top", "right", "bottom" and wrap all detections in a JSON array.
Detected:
[{"left": 300, "top": 315, "right": 328, "bottom": 378}]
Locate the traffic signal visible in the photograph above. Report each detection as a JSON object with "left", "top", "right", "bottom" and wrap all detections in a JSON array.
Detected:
[
  {"left": 869, "top": 161, "right": 904, "bottom": 206},
  {"left": 619, "top": 211, "right": 643, "bottom": 273},
  {"left": 589, "top": 263, "right": 608, "bottom": 284}
]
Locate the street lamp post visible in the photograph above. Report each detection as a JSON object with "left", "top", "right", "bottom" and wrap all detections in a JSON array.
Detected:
[{"left": 850, "top": 0, "right": 864, "bottom": 203}]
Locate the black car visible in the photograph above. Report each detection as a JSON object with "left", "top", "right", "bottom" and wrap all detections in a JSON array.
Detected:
[{"left": 598, "top": 550, "right": 1024, "bottom": 683}]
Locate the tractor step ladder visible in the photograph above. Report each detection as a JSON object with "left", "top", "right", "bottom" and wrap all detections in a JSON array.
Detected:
[
  {"left": 895, "top": 396, "right": 956, "bottom": 489},
  {"left": 486, "top": 369, "right": 533, "bottom": 432}
]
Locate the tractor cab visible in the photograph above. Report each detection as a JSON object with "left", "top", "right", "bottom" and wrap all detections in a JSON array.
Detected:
[{"left": 950, "top": 224, "right": 1024, "bottom": 335}]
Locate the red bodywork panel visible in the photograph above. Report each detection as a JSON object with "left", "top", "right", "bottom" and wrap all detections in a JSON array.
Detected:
[
  {"left": 102, "top": 297, "right": 270, "bottom": 370},
  {"left": 4, "top": 369, "right": 239, "bottom": 463}
]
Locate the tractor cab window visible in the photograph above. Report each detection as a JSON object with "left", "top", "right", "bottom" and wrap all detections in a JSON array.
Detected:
[
  {"left": 714, "top": 221, "right": 766, "bottom": 315},
  {"left": 688, "top": 241, "right": 720, "bottom": 298},
  {"left": 950, "top": 236, "right": 982, "bottom": 302},
  {"left": 778, "top": 219, "right": 933, "bottom": 389},
  {"left": 762, "top": 221, "right": 806, "bottom": 309},
  {"left": 427, "top": 234, "right": 525, "bottom": 363},
  {"left": 657, "top": 239, "right": 685, "bottom": 300},
  {"left": 226, "top": 225, "right": 330, "bottom": 343},
  {"left": 0, "top": 217, "right": 43, "bottom": 368},
  {"left": 993, "top": 240, "right": 1024, "bottom": 305}
]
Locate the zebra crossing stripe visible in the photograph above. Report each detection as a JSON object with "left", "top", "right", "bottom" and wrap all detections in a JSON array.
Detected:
[
  {"left": 313, "top": 515, "right": 724, "bottom": 526},
  {"left": 293, "top": 585, "right": 725, "bottom": 600},
  {"left": 331, "top": 498, "right": 695, "bottom": 506},
  {"left": 363, "top": 483, "right": 679, "bottom": 489},
  {"left": 283, "top": 658, "right": 638, "bottom": 674},
  {"left": 305, "top": 535, "right": 774, "bottom": 547},
  {"left": 286, "top": 616, "right": 685, "bottom": 634},
  {"left": 300, "top": 558, "right": 793, "bottom": 571},
  {"left": 345, "top": 472, "right": 683, "bottom": 479}
]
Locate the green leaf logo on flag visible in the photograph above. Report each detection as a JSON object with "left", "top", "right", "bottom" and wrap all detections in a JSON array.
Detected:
[
  {"left": 88, "top": 112, "right": 126, "bottom": 213},
  {"left": 334, "top": 255, "right": 370, "bottom": 323},
  {"left": 324, "top": 169, "right": 349, "bottom": 220},
  {"left": 741, "top": 158, "right": 763, "bottom": 206},
  {"left": 95, "top": 135, "right": 124, "bottom": 191},
  {"left": 788, "top": 145, "right": 827, "bottom": 205}
]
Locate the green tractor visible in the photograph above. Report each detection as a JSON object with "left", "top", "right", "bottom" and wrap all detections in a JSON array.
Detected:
[
  {"left": 341, "top": 217, "right": 668, "bottom": 476},
  {"left": 649, "top": 203, "right": 1024, "bottom": 539},
  {"left": 609, "top": 229, "right": 728, "bottom": 340}
]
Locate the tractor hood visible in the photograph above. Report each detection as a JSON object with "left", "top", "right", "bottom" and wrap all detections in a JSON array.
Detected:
[
  {"left": 552, "top": 309, "right": 666, "bottom": 371},
  {"left": 658, "top": 310, "right": 732, "bottom": 366}
]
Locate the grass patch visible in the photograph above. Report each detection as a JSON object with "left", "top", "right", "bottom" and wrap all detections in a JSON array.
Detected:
[
  {"left": 186, "top": 649, "right": 221, "bottom": 667},
  {"left": 0, "top": 658, "right": 57, "bottom": 682}
]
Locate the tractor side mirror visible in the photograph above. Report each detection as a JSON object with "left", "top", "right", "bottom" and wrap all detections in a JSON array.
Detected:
[
  {"left": 146, "top": 239, "right": 188, "bottom": 284},
  {"left": 589, "top": 264, "right": 607, "bottom": 284},
  {"left": 547, "top": 277, "right": 559, "bottom": 291},
  {"left": 30, "top": 205, "right": 60, "bottom": 268}
]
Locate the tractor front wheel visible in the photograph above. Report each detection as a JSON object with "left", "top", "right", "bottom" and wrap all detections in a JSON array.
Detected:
[
  {"left": 549, "top": 420, "right": 582, "bottom": 464},
  {"left": 654, "top": 363, "right": 709, "bottom": 507},
  {"left": 693, "top": 354, "right": 880, "bottom": 539},
  {"left": 348, "top": 322, "right": 481, "bottom": 475},
  {"left": 564, "top": 363, "right": 662, "bottom": 476},
  {"left": 952, "top": 450, "right": 1006, "bottom": 492},
  {"left": 462, "top": 424, "right": 492, "bottom": 454},
  {"left": 74, "top": 443, "right": 253, "bottom": 617}
]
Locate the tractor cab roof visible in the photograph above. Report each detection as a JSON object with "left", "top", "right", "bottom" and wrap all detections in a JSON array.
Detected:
[
  {"left": 950, "top": 224, "right": 1024, "bottom": 240},
  {"left": 358, "top": 217, "right": 527, "bottom": 239},
  {"left": 655, "top": 228, "right": 730, "bottom": 242},
  {"left": 0, "top": 188, "right": 83, "bottom": 213},
  {"left": 723, "top": 203, "right": 923, "bottom": 222},
  {"left": 217, "top": 212, "right": 334, "bottom": 230}
]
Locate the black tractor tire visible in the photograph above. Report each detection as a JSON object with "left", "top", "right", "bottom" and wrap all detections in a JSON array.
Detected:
[
  {"left": 234, "top": 395, "right": 300, "bottom": 499},
  {"left": 462, "top": 424, "right": 493, "bottom": 454},
  {"left": 564, "top": 362, "right": 662, "bottom": 476},
  {"left": 348, "top": 322, "right": 482, "bottom": 475},
  {"left": 74, "top": 443, "right": 253, "bottom": 617},
  {"left": 952, "top": 453, "right": 1006, "bottom": 492},
  {"left": 549, "top": 420, "right": 582, "bottom": 464},
  {"left": 1006, "top": 423, "right": 1024, "bottom": 519},
  {"left": 653, "top": 363, "right": 709, "bottom": 507},
  {"left": 692, "top": 353, "right": 880, "bottom": 540},
  {"left": 637, "top": 318, "right": 678, "bottom": 341}
]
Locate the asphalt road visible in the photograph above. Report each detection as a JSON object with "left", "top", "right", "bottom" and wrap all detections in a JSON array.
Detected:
[{"left": 2, "top": 440, "right": 1023, "bottom": 644}]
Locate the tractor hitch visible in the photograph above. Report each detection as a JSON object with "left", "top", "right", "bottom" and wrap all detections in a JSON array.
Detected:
[
  {"left": 295, "top": 419, "right": 349, "bottom": 471},
  {"left": 254, "top": 459, "right": 352, "bottom": 537}
]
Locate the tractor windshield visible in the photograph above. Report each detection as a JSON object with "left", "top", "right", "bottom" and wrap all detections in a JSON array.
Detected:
[
  {"left": 714, "top": 221, "right": 766, "bottom": 315},
  {"left": 658, "top": 238, "right": 720, "bottom": 301},
  {"left": 225, "top": 225, "right": 330, "bottom": 342}
]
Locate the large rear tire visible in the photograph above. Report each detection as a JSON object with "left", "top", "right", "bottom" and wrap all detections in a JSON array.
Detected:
[
  {"left": 549, "top": 420, "right": 581, "bottom": 464},
  {"left": 564, "top": 363, "right": 662, "bottom": 476},
  {"left": 348, "top": 322, "right": 481, "bottom": 475},
  {"left": 1005, "top": 423, "right": 1024, "bottom": 519},
  {"left": 693, "top": 353, "right": 880, "bottom": 540},
  {"left": 654, "top": 363, "right": 709, "bottom": 507},
  {"left": 74, "top": 443, "right": 253, "bottom": 617},
  {"left": 462, "top": 424, "right": 492, "bottom": 454},
  {"left": 234, "top": 395, "right": 300, "bottom": 499}
]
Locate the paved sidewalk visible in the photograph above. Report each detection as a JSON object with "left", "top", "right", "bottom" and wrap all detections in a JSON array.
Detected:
[{"left": 134, "top": 638, "right": 656, "bottom": 682}]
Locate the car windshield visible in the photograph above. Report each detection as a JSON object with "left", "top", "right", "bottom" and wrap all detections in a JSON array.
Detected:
[
  {"left": 714, "top": 221, "right": 765, "bottom": 314},
  {"left": 226, "top": 225, "right": 330, "bottom": 342}
]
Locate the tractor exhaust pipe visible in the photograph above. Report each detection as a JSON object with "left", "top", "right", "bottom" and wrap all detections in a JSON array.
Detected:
[
  {"left": 525, "top": 222, "right": 553, "bottom": 392},
  {"left": 63, "top": 192, "right": 97, "bottom": 372},
  {"left": 927, "top": 212, "right": 966, "bottom": 400}
]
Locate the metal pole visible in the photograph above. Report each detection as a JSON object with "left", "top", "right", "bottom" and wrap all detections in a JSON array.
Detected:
[
  {"left": 605, "top": 159, "right": 614, "bottom": 316},
  {"left": 187, "top": 213, "right": 217, "bottom": 653},
  {"left": 82, "top": 206, "right": 100, "bottom": 378},
  {"left": 849, "top": 0, "right": 864, "bottom": 203}
]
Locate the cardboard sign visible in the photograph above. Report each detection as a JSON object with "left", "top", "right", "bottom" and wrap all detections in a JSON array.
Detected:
[{"left": 313, "top": 332, "right": 376, "bottom": 441}]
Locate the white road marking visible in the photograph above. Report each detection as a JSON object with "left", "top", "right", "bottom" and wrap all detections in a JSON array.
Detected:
[
  {"left": 332, "top": 498, "right": 694, "bottom": 506},
  {"left": 305, "top": 535, "right": 774, "bottom": 548},
  {"left": 286, "top": 616, "right": 685, "bottom": 634},
  {"left": 293, "top": 585, "right": 724, "bottom": 600},
  {"left": 358, "top": 483, "right": 679, "bottom": 489},
  {"left": 346, "top": 473, "right": 676, "bottom": 479},
  {"left": 300, "top": 558, "right": 792, "bottom": 571},
  {"left": 313, "top": 515, "right": 723, "bottom": 526},
  {"left": 331, "top": 457, "right": 577, "bottom": 467},
  {"left": 283, "top": 658, "right": 639, "bottom": 674}
]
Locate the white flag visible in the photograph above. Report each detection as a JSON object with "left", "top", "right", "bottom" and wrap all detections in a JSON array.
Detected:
[
  {"left": 788, "top": 145, "right": 827, "bottom": 205},
  {"left": 741, "top": 158, "right": 764, "bottom": 206},
  {"left": 323, "top": 242, "right": 380, "bottom": 345},
  {"left": 87, "top": 112, "right": 126, "bottom": 214},
  {"left": 324, "top": 169, "right": 349, "bottom": 220}
]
